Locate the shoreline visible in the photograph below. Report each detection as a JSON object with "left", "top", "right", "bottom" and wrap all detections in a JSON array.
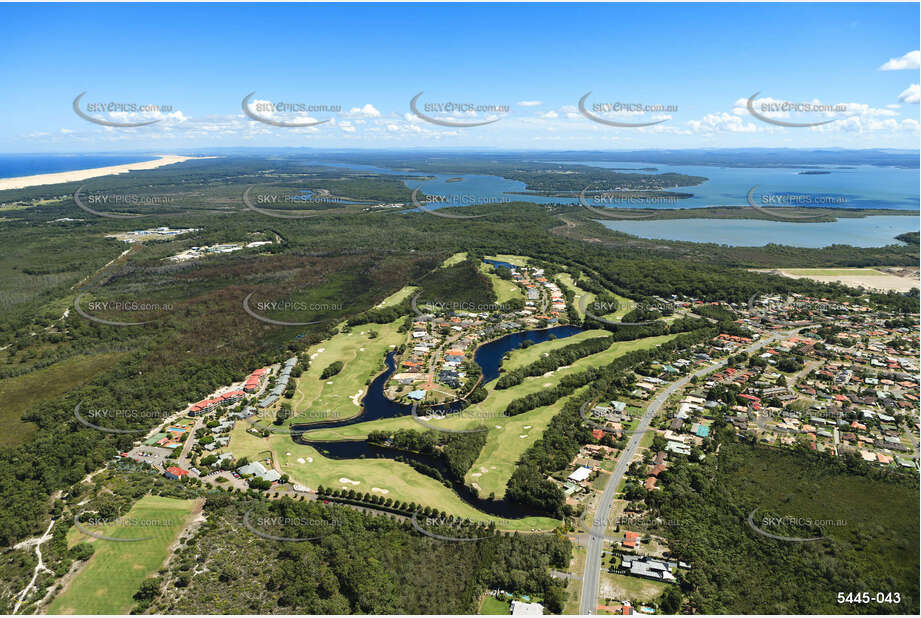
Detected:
[{"left": 0, "top": 154, "right": 218, "bottom": 191}]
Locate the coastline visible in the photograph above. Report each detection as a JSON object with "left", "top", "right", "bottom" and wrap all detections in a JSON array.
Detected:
[{"left": 0, "top": 154, "right": 217, "bottom": 191}]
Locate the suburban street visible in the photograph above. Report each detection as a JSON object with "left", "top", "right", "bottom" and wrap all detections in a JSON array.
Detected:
[{"left": 578, "top": 330, "right": 789, "bottom": 614}]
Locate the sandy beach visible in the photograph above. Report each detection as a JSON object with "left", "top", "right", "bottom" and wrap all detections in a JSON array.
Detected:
[{"left": 0, "top": 155, "right": 216, "bottom": 191}]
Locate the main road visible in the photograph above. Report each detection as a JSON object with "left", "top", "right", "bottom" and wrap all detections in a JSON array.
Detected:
[{"left": 578, "top": 330, "right": 789, "bottom": 613}]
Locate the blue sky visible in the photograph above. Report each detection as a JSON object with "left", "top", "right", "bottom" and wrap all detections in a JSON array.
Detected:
[{"left": 1, "top": 2, "right": 918, "bottom": 152}]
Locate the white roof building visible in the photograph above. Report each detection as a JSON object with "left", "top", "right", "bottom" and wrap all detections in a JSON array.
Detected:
[
  {"left": 567, "top": 466, "right": 592, "bottom": 483},
  {"left": 511, "top": 601, "right": 544, "bottom": 615}
]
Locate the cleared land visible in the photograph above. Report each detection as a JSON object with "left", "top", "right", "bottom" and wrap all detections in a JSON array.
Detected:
[
  {"left": 599, "top": 572, "right": 667, "bottom": 604},
  {"left": 50, "top": 495, "right": 201, "bottom": 614},
  {"left": 755, "top": 267, "right": 920, "bottom": 292},
  {"left": 0, "top": 351, "right": 128, "bottom": 447}
]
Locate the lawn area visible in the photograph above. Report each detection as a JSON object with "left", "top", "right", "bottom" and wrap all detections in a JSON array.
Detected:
[
  {"left": 478, "top": 261, "right": 524, "bottom": 304},
  {"left": 230, "top": 426, "right": 559, "bottom": 531},
  {"left": 373, "top": 285, "right": 418, "bottom": 308},
  {"left": 557, "top": 273, "right": 594, "bottom": 320},
  {"left": 0, "top": 351, "right": 129, "bottom": 447},
  {"left": 440, "top": 252, "right": 468, "bottom": 268},
  {"left": 479, "top": 596, "right": 510, "bottom": 614},
  {"left": 501, "top": 329, "right": 609, "bottom": 372},
  {"left": 288, "top": 319, "right": 404, "bottom": 423},
  {"left": 604, "top": 293, "right": 636, "bottom": 321},
  {"left": 466, "top": 386, "right": 590, "bottom": 499},
  {"left": 50, "top": 495, "right": 201, "bottom": 614},
  {"left": 483, "top": 254, "right": 530, "bottom": 267},
  {"left": 599, "top": 572, "right": 667, "bottom": 604}
]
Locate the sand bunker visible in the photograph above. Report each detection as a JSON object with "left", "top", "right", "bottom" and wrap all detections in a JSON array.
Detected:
[
  {"left": 371, "top": 487, "right": 389, "bottom": 494},
  {"left": 339, "top": 477, "right": 360, "bottom": 485},
  {"left": 351, "top": 390, "right": 363, "bottom": 405},
  {"left": 297, "top": 458, "right": 306, "bottom": 464}
]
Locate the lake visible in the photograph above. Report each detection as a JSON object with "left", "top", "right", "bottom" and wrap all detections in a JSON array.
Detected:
[
  {"left": 598, "top": 215, "right": 918, "bottom": 248},
  {"left": 546, "top": 160, "right": 919, "bottom": 211},
  {"left": 291, "top": 157, "right": 921, "bottom": 247}
]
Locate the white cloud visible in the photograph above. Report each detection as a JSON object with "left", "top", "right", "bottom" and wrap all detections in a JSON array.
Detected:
[
  {"left": 688, "top": 112, "right": 757, "bottom": 133},
  {"left": 898, "top": 84, "right": 920, "bottom": 104},
  {"left": 879, "top": 50, "right": 920, "bottom": 70},
  {"left": 541, "top": 110, "right": 559, "bottom": 119},
  {"left": 349, "top": 103, "right": 381, "bottom": 117},
  {"left": 517, "top": 100, "right": 542, "bottom": 107}
]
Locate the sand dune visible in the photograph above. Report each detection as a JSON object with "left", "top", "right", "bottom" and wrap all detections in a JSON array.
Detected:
[{"left": 0, "top": 154, "right": 217, "bottom": 191}]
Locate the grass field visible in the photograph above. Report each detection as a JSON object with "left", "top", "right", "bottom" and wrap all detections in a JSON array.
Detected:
[
  {"left": 287, "top": 319, "right": 404, "bottom": 423},
  {"left": 604, "top": 293, "right": 637, "bottom": 321},
  {"left": 440, "top": 252, "right": 468, "bottom": 268},
  {"left": 557, "top": 273, "right": 636, "bottom": 321},
  {"left": 50, "top": 495, "right": 201, "bottom": 614},
  {"left": 467, "top": 386, "right": 591, "bottom": 498},
  {"left": 502, "top": 329, "right": 609, "bottom": 372},
  {"left": 228, "top": 426, "right": 559, "bottom": 531},
  {"left": 478, "top": 261, "right": 524, "bottom": 304},
  {"left": 483, "top": 254, "right": 530, "bottom": 267},
  {"left": 0, "top": 351, "right": 129, "bottom": 447},
  {"left": 557, "top": 273, "right": 594, "bottom": 319},
  {"left": 373, "top": 285, "right": 418, "bottom": 308},
  {"left": 479, "top": 596, "right": 510, "bottom": 614}
]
